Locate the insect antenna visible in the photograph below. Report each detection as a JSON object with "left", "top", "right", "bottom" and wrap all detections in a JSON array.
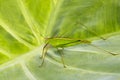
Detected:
[{"left": 39, "top": 32, "right": 46, "bottom": 39}]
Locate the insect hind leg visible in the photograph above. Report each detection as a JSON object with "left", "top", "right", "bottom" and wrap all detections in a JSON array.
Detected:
[{"left": 89, "top": 43, "right": 118, "bottom": 55}]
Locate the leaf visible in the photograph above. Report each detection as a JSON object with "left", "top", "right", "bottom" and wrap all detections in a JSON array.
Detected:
[
  {"left": 50, "top": 0, "right": 120, "bottom": 40},
  {"left": 0, "top": 0, "right": 120, "bottom": 80}
]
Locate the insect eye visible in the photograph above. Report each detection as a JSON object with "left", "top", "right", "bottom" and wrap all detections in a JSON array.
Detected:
[{"left": 77, "top": 40, "right": 81, "bottom": 41}]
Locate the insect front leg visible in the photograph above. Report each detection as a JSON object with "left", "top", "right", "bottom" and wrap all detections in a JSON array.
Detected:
[
  {"left": 57, "top": 48, "right": 66, "bottom": 68},
  {"left": 39, "top": 43, "right": 49, "bottom": 67},
  {"left": 40, "top": 43, "right": 49, "bottom": 59}
]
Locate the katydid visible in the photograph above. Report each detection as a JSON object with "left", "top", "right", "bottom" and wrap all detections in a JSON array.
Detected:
[{"left": 39, "top": 23, "right": 118, "bottom": 68}]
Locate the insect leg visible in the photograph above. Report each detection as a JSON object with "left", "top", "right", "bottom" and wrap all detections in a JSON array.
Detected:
[
  {"left": 39, "top": 43, "right": 49, "bottom": 67},
  {"left": 90, "top": 43, "right": 118, "bottom": 55},
  {"left": 76, "top": 22, "right": 106, "bottom": 40},
  {"left": 40, "top": 43, "right": 49, "bottom": 59},
  {"left": 57, "top": 48, "right": 66, "bottom": 68}
]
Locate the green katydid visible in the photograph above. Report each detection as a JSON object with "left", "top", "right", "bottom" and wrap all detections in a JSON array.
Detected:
[{"left": 39, "top": 22, "right": 118, "bottom": 68}]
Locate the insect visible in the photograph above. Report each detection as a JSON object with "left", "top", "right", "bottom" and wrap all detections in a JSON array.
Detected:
[{"left": 39, "top": 22, "right": 118, "bottom": 68}]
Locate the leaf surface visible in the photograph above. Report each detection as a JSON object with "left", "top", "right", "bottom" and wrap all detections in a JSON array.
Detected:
[{"left": 0, "top": 0, "right": 120, "bottom": 80}]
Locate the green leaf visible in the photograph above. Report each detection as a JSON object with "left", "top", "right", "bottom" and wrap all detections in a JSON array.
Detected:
[{"left": 0, "top": 0, "right": 120, "bottom": 80}]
